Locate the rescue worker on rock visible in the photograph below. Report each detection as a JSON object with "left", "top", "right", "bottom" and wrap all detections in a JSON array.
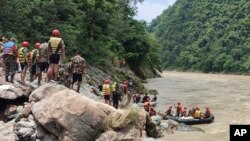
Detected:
[
  {"left": 30, "top": 42, "right": 42, "bottom": 85},
  {"left": 38, "top": 42, "right": 49, "bottom": 82},
  {"left": 112, "top": 82, "right": 120, "bottom": 109},
  {"left": 102, "top": 79, "right": 111, "bottom": 105},
  {"left": 70, "top": 51, "right": 86, "bottom": 93},
  {"left": 142, "top": 93, "right": 150, "bottom": 103},
  {"left": 174, "top": 102, "right": 183, "bottom": 117},
  {"left": 65, "top": 60, "right": 72, "bottom": 88},
  {"left": 149, "top": 105, "right": 156, "bottom": 116},
  {"left": 47, "top": 29, "right": 65, "bottom": 82},
  {"left": 135, "top": 93, "right": 141, "bottom": 104},
  {"left": 17, "top": 41, "right": 30, "bottom": 85},
  {"left": 122, "top": 81, "right": 128, "bottom": 95},
  {"left": 165, "top": 106, "right": 173, "bottom": 116},
  {"left": 2, "top": 33, "right": 17, "bottom": 83},
  {"left": 143, "top": 101, "right": 150, "bottom": 112},
  {"left": 151, "top": 93, "right": 157, "bottom": 102},
  {"left": 194, "top": 107, "right": 202, "bottom": 119},
  {"left": 203, "top": 107, "right": 211, "bottom": 118}
]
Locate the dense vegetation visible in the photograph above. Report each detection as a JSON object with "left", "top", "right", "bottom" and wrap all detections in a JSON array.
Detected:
[
  {"left": 149, "top": 0, "right": 250, "bottom": 73},
  {"left": 0, "top": 0, "right": 162, "bottom": 78}
]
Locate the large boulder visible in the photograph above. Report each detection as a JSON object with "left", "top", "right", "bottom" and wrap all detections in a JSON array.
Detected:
[
  {"left": 31, "top": 88, "right": 116, "bottom": 141},
  {"left": 29, "top": 83, "right": 67, "bottom": 102}
]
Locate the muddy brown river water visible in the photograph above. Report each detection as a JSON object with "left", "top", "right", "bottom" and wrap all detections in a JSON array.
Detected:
[{"left": 144, "top": 71, "right": 250, "bottom": 141}]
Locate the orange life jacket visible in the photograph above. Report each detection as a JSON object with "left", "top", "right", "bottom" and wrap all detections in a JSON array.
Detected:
[{"left": 102, "top": 84, "right": 110, "bottom": 95}]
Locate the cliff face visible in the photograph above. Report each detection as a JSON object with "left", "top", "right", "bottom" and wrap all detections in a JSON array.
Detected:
[{"left": 150, "top": 0, "right": 250, "bottom": 73}]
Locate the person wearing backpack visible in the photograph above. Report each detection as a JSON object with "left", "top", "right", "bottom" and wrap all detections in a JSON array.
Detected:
[
  {"left": 30, "top": 42, "right": 42, "bottom": 85},
  {"left": 38, "top": 42, "right": 49, "bottom": 82}
]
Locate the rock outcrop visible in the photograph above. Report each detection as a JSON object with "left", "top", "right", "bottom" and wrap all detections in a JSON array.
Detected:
[
  {"left": 0, "top": 84, "right": 31, "bottom": 100},
  {"left": 31, "top": 89, "right": 112, "bottom": 140},
  {"left": 29, "top": 84, "right": 152, "bottom": 141}
]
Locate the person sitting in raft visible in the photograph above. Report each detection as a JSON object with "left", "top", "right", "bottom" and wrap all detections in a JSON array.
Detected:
[
  {"left": 151, "top": 93, "right": 157, "bottom": 102},
  {"left": 174, "top": 102, "right": 183, "bottom": 117},
  {"left": 181, "top": 107, "right": 188, "bottom": 117},
  {"left": 165, "top": 106, "right": 173, "bottom": 116},
  {"left": 149, "top": 105, "right": 156, "bottom": 116},
  {"left": 194, "top": 107, "right": 201, "bottom": 119},
  {"left": 188, "top": 107, "right": 196, "bottom": 117},
  {"left": 203, "top": 107, "right": 211, "bottom": 118}
]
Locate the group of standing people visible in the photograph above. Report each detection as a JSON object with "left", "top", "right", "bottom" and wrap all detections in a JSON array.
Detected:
[
  {"left": 0, "top": 30, "right": 86, "bottom": 93},
  {"left": 98, "top": 79, "right": 132, "bottom": 109}
]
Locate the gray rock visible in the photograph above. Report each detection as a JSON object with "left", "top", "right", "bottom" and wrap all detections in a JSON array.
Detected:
[
  {"left": 160, "top": 120, "right": 169, "bottom": 130},
  {"left": 36, "top": 124, "right": 46, "bottom": 139},
  {"left": 0, "top": 121, "right": 19, "bottom": 141},
  {"left": 96, "top": 130, "right": 117, "bottom": 141},
  {"left": 0, "top": 84, "right": 31, "bottom": 100},
  {"left": 1, "top": 90, "right": 17, "bottom": 99},
  {"left": 17, "top": 127, "right": 35, "bottom": 137},
  {"left": 29, "top": 83, "right": 67, "bottom": 102},
  {"left": 15, "top": 120, "right": 36, "bottom": 129},
  {"left": 151, "top": 115, "right": 161, "bottom": 126}
]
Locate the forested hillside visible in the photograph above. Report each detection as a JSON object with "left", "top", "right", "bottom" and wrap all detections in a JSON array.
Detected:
[
  {"left": 0, "top": 0, "right": 162, "bottom": 78},
  {"left": 149, "top": 0, "right": 250, "bottom": 73}
]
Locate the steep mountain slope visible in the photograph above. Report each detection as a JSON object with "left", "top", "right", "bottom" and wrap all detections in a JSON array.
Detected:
[{"left": 149, "top": 0, "right": 250, "bottom": 72}]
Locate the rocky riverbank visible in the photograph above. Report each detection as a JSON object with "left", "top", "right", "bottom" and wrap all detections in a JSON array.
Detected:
[
  {"left": 0, "top": 81, "right": 206, "bottom": 141},
  {"left": 0, "top": 63, "right": 163, "bottom": 141}
]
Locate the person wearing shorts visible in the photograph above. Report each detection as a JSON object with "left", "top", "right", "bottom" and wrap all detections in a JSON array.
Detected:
[
  {"left": 39, "top": 42, "right": 49, "bottom": 82},
  {"left": 39, "top": 62, "right": 49, "bottom": 72},
  {"left": 47, "top": 29, "right": 65, "bottom": 82},
  {"left": 17, "top": 41, "right": 30, "bottom": 85},
  {"left": 70, "top": 51, "right": 85, "bottom": 93},
  {"left": 30, "top": 42, "right": 42, "bottom": 84},
  {"left": 102, "top": 80, "right": 111, "bottom": 105}
]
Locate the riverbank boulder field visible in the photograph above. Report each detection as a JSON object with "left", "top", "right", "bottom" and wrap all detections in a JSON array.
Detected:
[{"left": 0, "top": 62, "right": 163, "bottom": 141}]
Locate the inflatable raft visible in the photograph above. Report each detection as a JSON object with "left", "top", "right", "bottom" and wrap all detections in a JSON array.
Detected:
[{"left": 163, "top": 115, "right": 215, "bottom": 125}]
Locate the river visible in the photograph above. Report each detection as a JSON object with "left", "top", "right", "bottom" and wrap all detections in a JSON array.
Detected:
[{"left": 144, "top": 71, "right": 250, "bottom": 141}]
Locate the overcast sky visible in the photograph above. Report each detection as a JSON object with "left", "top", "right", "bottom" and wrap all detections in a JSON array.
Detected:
[{"left": 135, "top": 0, "right": 176, "bottom": 23}]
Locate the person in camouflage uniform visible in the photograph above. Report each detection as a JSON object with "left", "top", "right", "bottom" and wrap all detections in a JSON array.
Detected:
[
  {"left": 70, "top": 51, "right": 86, "bottom": 93},
  {"left": 56, "top": 61, "right": 72, "bottom": 87},
  {"left": 30, "top": 42, "right": 42, "bottom": 85},
  {"left": 65, "top": 61, "right": 72, "bottom": 87},
  {"left": 2, "top": 33, "right": 17, "bottom": 83},
  {"left": 39, "top": 42, "right": 49, "bottom": 82}
]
